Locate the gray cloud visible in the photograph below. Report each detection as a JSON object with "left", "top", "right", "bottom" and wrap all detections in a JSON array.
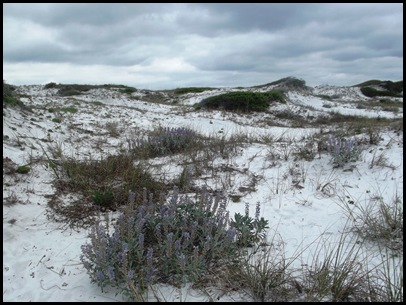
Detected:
[{"left": 3, "top": 3, "right": 403, "bottom": 89}]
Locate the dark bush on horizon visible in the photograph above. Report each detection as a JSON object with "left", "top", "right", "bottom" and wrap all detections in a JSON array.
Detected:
[{"left": 195, "top": 91, "right": 284, "bottom": 112}]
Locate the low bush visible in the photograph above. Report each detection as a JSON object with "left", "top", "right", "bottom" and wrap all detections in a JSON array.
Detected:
[
  {"left": 80, "top": 187, "right": 242, "bottom": 300},
  {"left": 326, "top": 135, "right": 361, "bottom": 167},
  {"left": 196, "top": 91, "right": 271, "bottom": 112},
  {"left": 129, "top": 126, "right": 200, "bottom": 158}
]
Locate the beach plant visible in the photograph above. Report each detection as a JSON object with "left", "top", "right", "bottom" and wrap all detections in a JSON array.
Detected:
[
  {"left": 338, "top": 190, "right": 403, "bottom": 252},
  {"left": 80, "top": 187, "right": 240, "bottom": 301},
  {"left": 230, "top": 202, "right": 269, "bottom": 247},
  {"left": 16, "top": 165, "right": 31, "bottom": 174},
  {"left": 129, "top": 126, "right": 199, "bottom": 158},
  {"left": 326, "top": 134, "right": 361, "bottom": 167},
  {"left": 303, "top": 232, "right": 372, "bottom": 302}
]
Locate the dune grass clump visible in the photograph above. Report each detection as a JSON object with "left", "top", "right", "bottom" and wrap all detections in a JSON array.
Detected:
[
  {"left": 57, "top": 154, "right": 165, "bottom": 208},
  {"left": 80, "top": 187, "right": 241, "bottom": 301}
]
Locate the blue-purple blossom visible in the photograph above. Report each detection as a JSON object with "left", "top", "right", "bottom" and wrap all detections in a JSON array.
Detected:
[
  {"left": 155, "top": 223, "right": 162, "bottom": 241},
  {"left": 128, "top": 269, "right": 135, "bottom": 280},
  {"left": 226, "top": 227, "right": 237, "bottom": 241},
  {"left": 178, "top": 253, "right": 186, "bottom": 270},
  {"left": 117, "top": 252, "right": 124, "bottom": 264},
  {"left": 138, "top": 233, "right": 144, "bottom": 252},
  {"left": 122, "top": 241, "right": 129, "bottom": 252},
  {"left": 175, "top": 239, "right": 181, "bottom": 252},
  {"left": 145, "top": 267, "right": 155, "bottom": 282},
  {"left": 107, "top": 266, "right": 115, "bottom": 281},
  {"left": 245, "top": 202, "right": 249, "bottom": 217},
  {"left": 96, "top": 270, "right": 105, "bottom": 282},
  {"left": 146, "top": 248, "right": 153, "bottom": 266},
  {"left": 255, "top": 202, "right": 261, "bottom": 221}
]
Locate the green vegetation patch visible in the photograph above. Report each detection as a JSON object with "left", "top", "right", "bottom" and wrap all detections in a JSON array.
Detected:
[
  {"left": 16, "top": 165, "right": 31, "bottom": 174},
  {"left": 196, "top": 91, "right": 285, "bottom": 112},
  {"left": 173, "top": 87, "right": 217, "bottom": 95},
  {"left": 119, "top": 87, "right": 137, "bottom": 94}
]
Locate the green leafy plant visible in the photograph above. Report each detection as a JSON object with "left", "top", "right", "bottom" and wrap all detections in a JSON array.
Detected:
[
  {"left": 230, "top": 202, "right": 269, "bottom": 247},
  {"left": 16, "top": 165, "right": 31, "bottom": 174}
]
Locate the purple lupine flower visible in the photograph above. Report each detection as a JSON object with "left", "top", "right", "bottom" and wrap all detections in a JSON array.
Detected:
[
  {"left": 107, "top": 266, "right": 115, "bottom": 281},
  {"left": 146, "top": 247, "right": 153, "bottom": 266},
  {"left": 145, "top": 267, "right": 155, "bottom": 283},
  {"left": 167, "top": 232, "right": 173, "bottom": 244},
  {"left": 193, "top": 246, "right": 200, "bottom": 263},
  {"left": 155, "top": 223, "right": 162, "bottom": 241},
  {"left": 190, "top": 221, "right": 198, "bottom": 239},
  {"left": 182, "top": 232, "right": 190, "bottom": 248},
  {"left": 117, "top": 251, "right": 124, "bottom": 264},
  {"left": 96, "top": 270, "right": 105, "bottom": 282},
  {"left": 122, "top": 241, "right": 129, "bottom": 253},
  {"left": 255, "top": 202, "right": 261, "bottom": 221},
  {"left": 137, "top": 218, "right": 146, "bottom": 231},
  {"left": 245, "top": 202, "right": 249, "bottom": 217},
  {"left": 178, "top": 253, "right": 186, "bottom": 270},
  {"left": 175, "top": 239, "right": 181, "bottom": 252},
  {"left": 82, "top": 260, "right": 92, "bottom": 271},
  {"left": 226, "top": 227, "right": 237, "bottom": 241},
  {"left": 138, "top": 233, "right": 144, "bottom": 252},
  {"left": 128, "top": 269, "right": 135, "bottom": 280}
]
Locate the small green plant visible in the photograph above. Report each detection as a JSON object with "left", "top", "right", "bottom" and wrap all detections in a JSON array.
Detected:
[
  {"left": 230, "top": 202, "right": 269, "bottom": 247},
  {"left": 61, "top": 107, "right": 78, "bottom": 113},
  {"left": 92, "top": 190, "right": 114, "bottom": 209},
  {"left": 16, "top": 165, "right": 31, "bottom": 174},
  {"left": 52, "top": 118, "right": 62, "bottom": 123}
]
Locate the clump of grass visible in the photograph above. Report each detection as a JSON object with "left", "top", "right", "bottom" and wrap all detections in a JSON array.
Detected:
[
  {"left": 302, "top": 233, "right": 372, "bottom": 302},
  {"left": 225, "top": 233, "right": 298, "bottom": 302},
  {"left": 339, "top": 192, "right": 403, "bottom": 251},
  {"left": 80, "top": 187, "right": 241, "bottom": 301}
]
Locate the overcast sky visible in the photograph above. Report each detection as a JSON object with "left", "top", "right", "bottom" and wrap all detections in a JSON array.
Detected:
[{"left": 3, "top": 3, "right": 403, "bottom": 90}]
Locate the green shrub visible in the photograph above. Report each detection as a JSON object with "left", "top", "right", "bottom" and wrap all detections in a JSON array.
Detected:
[
  {"left": 119, "top": 87, "right": 137, "bottom": 94},
  {"left": 360, "top": 87, "right": 402, "bottom": 98},
  {"left": 16, "top": 165, "right": 31, "bottom": 174},
  {"left": 173, "top": 87, "right": 216, "bottom": 95},
  {"left": 44, "top": 82, "right": 58, "bottom": 89},
  {"left": 196, "top": 91, "right": 271, "bottom": 112},
  {"left": 52, "top": 118, "right": 62, "bottom": 123}
]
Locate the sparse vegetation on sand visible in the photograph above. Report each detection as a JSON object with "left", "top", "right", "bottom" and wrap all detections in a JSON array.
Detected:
[{"left": 3, "top": 78, "right": 403, "bottom": 302}]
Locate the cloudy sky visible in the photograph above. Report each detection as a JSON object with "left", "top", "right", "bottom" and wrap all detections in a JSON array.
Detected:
[{"left": 3, "top": 3, "right": 403, "bottom": 90}]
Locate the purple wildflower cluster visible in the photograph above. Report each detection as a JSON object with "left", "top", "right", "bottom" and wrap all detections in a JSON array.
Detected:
[
  {"left": 327, "top": 135, "right": 361, "bottom": 167},
  {"left": 129, "top": 126, "right": 198, "bottom": 157},
  {"left": 80, "top": 186, "right": 239, "bottom": 299}
]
